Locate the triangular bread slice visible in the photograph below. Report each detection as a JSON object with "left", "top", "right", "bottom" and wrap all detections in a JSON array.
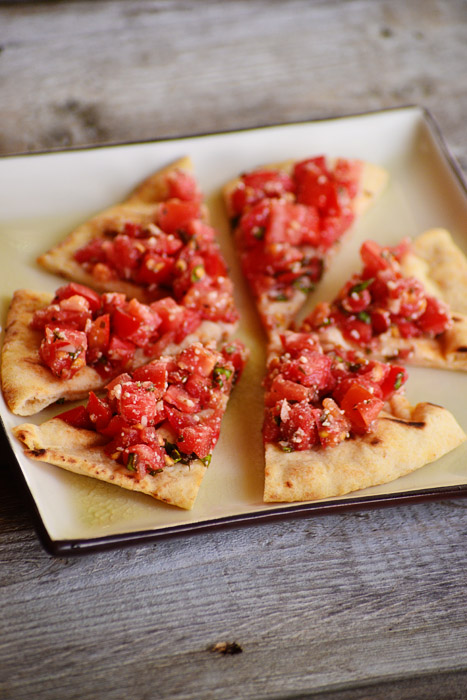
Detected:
[
  {"left": 12, "top": 340, "right": 248, "bottom": 510},
  {"left": 304, "top": 230, "right": 467, "bottom": 371},
  {"left": 262, "top": 331, "right": 466, "bottom": 503},
  {"left": 37, "top": 157, "right": 197, "bottom": 303},
  {"left": 12, "top": 418, "right": 207, "bottom": 510},
  {"left": 223, "top": 156, "right": 388, "bottom": 333},
  {"left": 1, "top": 288, "right": 234, "bottom": 416},
  {"left": 264, "top": 395, "right": 466, "bottom": 502}
]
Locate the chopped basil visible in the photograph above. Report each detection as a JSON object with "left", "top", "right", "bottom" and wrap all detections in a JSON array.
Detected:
[
  {"left": 148, "top": 468, "right": 163, "bottom": 476},
  {"left": 394, "top": 371, "right": 405, "bottom": 390},
  {"left": 272, "top": 292, "right": 289, "bottom": 302},
  {"left": 223, "top": 345, "right": 236, "bottom": 355},
  {"left": 349, "top": 278, "right": 374, "bottom": 295},
  {"left": 164, "top": 441, "right": 182, "bottom": 463},
  {"left": 68, "top": 349, "right": 82, "bottom": 361},
  {"left": 280, "top": 444, "right": 294, "bottom": 453},
  {"left": 56, "top": 397, "right": 66, "bottom": 405},
  {"left": 253, "top": 226, "right": 265, "bottom": 240},
  {"left": 357, "top": 311, "right": 371, "bottom": 324},
  {"left": 200, "top": 454, "right": 212, "bottom": 467},
  {"left": 126, "top": 453, "right": 137, "bottom": 472},
  {"left": 213, "top": 364, "right": 233, "bottom": 388},
  {"left": 293, "top": 276, "right": 315, "bottom": 294}
]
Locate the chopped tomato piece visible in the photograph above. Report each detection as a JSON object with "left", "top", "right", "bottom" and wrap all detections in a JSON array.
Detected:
[
  {"left": 157, "top": 200, "right": 201, "bottom": 234},
  {"left": 175, "top": 425, "right": 214, "bottom": 459},
  {"left": 56, "top": 405, "right": 93, "bottom": 430},
  {"left": 54, "top": 283, "right": 102, "bottom": 312},
  {"left": 86, "top": 391, "right": 112, "bottom": 431},
  {"left": 39, "top": 325, "right": 87, "bottom": 379}
]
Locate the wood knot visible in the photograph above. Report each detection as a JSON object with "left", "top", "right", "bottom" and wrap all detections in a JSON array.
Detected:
[{"left": 209, "top": 641, "right": 243, "bottom": 656}]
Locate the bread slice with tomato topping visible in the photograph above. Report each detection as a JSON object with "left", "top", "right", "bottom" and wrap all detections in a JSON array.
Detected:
[
  {"left": 262, "top": 330, "right": 466, "bottom": 503},
  {"left": 37, "top": 157, "right": 239, "bottom": 328},
  {"left": 302, "top": 230, "right": 467, "bottom": 371},
  {"left": 1, "top": 283, "right": 237, "bottom": 416},
  {"left": 12, "top": 340, "right": 249, "bottom": 510},
  {"left": 223, "top": 156, "right": 388, "bottom": 333}
]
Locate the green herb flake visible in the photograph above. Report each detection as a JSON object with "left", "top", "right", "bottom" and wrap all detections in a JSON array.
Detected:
[
  {"left": 357, "top": 311, "right": 371, "bottom": 324},
  {"left": 200, "top": 454, "right": 212, "bottom": 467},
  {"left": 394, "top": 371, "right": 405, "bottom": 390},
  {"left": 349, "top": 278, "right": 374, "bottom": 295},
  {"left": 148, "top": 468, "right": 164, "bottom": 476},
  {"left": 126, "top": 453, "right": 137, "bottom": 472},
  {"left": 280, "top": 443, "right": 294, "bottom": 453},
  {"left": 253, "top": 226, "right": 265, "bottom": 240},
  {"left": 213, "top": 365, "right": 233, "bottom": 388}
]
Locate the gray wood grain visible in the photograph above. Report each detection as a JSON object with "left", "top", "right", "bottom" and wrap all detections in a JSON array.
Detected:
[{"left": 1, "top": 1, "right": 467, "bottom": 699}]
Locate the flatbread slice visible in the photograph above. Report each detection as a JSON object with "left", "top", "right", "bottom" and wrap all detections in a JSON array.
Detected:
[
  {"left": 303, "top": 231, "right": 467, "bottom": 371},
  {"left": 37, "top": 157, "right": 196, "bottom": 303},
  {"left": 223, "top": 156, "right": 388, "bottom": 332},
  {"left": 36, "top": 157, "right": 239, "bottom": 330},
  {"left": 13, "top": 340, "right": 248, "bottom": 510},
  {"left": 264, "top": 397, "right": 466, "bottom": 502},
  {"left": 1, "top": 288, "right": 234, "bottom": 416},
  {"left": 12, "top": 418, "right": 207, "bottom": 510},
  {"left": 262, "top": 331, "right": 466, "bottom": 503}
]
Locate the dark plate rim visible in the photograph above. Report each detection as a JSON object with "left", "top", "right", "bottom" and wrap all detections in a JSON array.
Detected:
[{"left": 1, "top": 104, "right": 467, "bottom": 556}]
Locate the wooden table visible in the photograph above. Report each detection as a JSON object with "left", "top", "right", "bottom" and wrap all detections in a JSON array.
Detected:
[{"left": 1, "top": 2, "right": 466, "bottom": 698}]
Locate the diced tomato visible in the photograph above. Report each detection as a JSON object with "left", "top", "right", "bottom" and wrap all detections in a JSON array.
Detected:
[
  {"left": 54, "top": 283, "right": 102, "bottom": 312},
  {"left": 220, "top": 340, "right": 249, "bottom": 381},
  {"left": 280, "top": 352, "right": 333, "bottom": 392},
  {"left": 105, "top": 372, "right": 133, "bottom": 394},
  {"left": 56, "top": 404, "right": 93, "bottom": 430},
  {"left": 74, "top": 238, "right": 107, "bottom": 265},
  {"left": 112, "top": 309, "right": 143, "bottom": 345},
  {"left": 339, "top": 383, "right": 385, "bottom": 432},
  {"left": 86, "top": 391, "right": 112, "bottom": 431},
  {"left": 265, "top": 375, "right": 310, "bottom": 406},
  {"left": 379, "top": 365, "right": 407, "bottom": 400},
  {"left": 360, "top": 240, "right": 390, "bottom": 275},
  {"left": 39, "top": 325, "right": 88, "bottom": 379},
  {"left": 230, "top": 169, "right": 294, "bottom": 216},
  {"left": 87, "top": 314, "right": 110, "bottom": 363},
  {"left": 333, "top": 158, "right": 362, "bottom": 199},
  {"left": 104, "top": 235, "right": 142, "bottom": 277},
  {"left": 106, "top": 335, "right": 136, "bottom": 369},
  {"left": 279, "top": 402, "right": 320, "bottom": 450},
  {"left": 166, "top": 169, "right": 201, "bottom": 202},
  {"left": 123, "top": 443, "right": 166, "bottom": 478},
  {"left": 164, "top": 404, "right": 199, "bottom": 431},
  {"left": 177, "top": 344, "right": 219, "bottom": 377},
  {"left": 164, "top": 385, "right": 200, "bottom": 413},
  {"left": 118, "top": 381, "right": 164, "bottom": 425},
  {"left": 418, "top": 296, "right": 451, "bottom": 335},
  {"left": 134, "top": 253, "right": 175, "bottom": 286},
  {"left": 176, "top": 425, "right": 214, "bottom": 459},
  {"left": 131, "top": 361, "right": 168, "bottom": 395},
  {"left": 101, "top": 293, "right": 127, "bottom": 314},
  {"left": 157, "top": 200, "right": 201, "bottom": 234},
  {"left": 99, "top": 414, "right": 129, "bottom": 438}
]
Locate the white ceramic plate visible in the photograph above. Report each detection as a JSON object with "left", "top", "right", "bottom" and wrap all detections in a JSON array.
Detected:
[{"left": 1, "top": 106, "right": 467, "bottom": 554}]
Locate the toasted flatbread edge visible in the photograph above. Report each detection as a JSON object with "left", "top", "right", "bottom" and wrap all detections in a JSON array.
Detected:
[
  {"left": 264, "top": 399, "right": 466, "bottom": 503},
  {"left": 314, "top": 229, "right": 467, "bottom": 371},
  {"left": 12, "top": 418, "right": 206, "bottom": 510},
  {"left": 1, "top": 288, "right": 236, "bottom": 416},
  {"left": 36, "top": 157, "right": 203, "bottom": 302}
]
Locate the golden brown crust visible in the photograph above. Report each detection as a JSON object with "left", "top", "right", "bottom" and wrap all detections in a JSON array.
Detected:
[
  {"left": 401, "top": 228, "right": 467, "bottom": 315},
  {"left": 36, "top": 157, "right": 206, "bottom": 302},
  {"left": 1, "top": 289, "right": 236, "bottom": 416},
  {"left": 315, "top": 229, "right": 467, "bottom": 371},
  {"left": 264, "top": 397, "right": 466, "bottom": 502},
  {"left": 12, "top": 418, "right": 206, "bottom": 510}
]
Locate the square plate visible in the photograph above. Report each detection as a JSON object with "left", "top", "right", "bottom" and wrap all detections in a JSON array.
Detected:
[{"left": 1, "top": 106, "right": 467, "bottom": 555}]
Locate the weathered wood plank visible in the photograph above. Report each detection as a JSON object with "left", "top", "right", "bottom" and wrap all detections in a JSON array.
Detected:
[{"left": 1, "top": 1, "right": 467, "bottom": 699}]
